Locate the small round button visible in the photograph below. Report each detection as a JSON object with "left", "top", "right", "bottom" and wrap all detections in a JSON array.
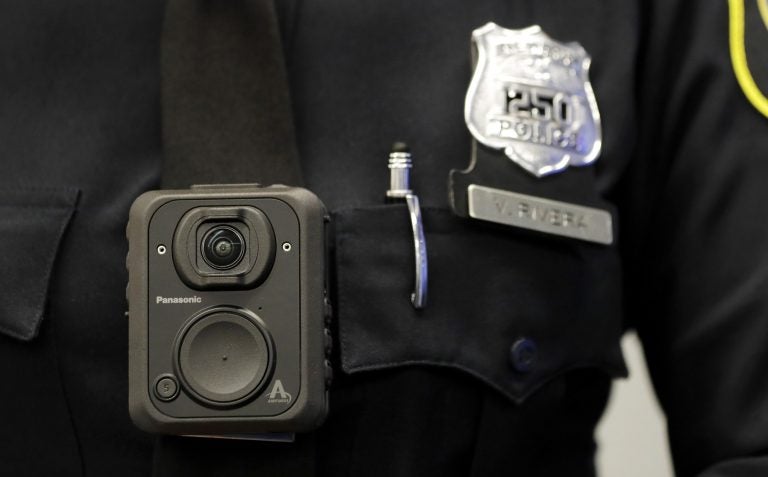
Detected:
[
  {"left": 323, "top": 297, "right": 334, "bottom": 325},
  {"left": 324, "top": 359, "right": 334, "bottom": 387},
  {"left": 510, "top": 338, "right": 538, "bottom": 373},
  {"left": 155, "top": 375, "right": 179, "bottom": 401},
  {"left": 324, "top": 328, "right": 333, "bottom": 355}
]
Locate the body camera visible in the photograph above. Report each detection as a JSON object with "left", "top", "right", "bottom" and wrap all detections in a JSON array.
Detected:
[{"left": 126, "top": 184, "right": 330, "bottom": 435}]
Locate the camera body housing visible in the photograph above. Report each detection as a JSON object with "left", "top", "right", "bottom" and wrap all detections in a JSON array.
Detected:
[{"left": 127, "top": 184, "right": 330, "bottom": 435}]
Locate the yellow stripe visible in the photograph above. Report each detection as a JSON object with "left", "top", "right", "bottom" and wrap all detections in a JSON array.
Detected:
[
  {"left": 759, "top": 0, "right": 768, "bottom": 30},
  {"left": 728, "top": 0, "right": 768, "bottom": 118}
]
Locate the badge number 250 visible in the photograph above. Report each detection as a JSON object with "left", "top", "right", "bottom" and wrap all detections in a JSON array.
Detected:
[{"left": 488, "top": 86, "right": 579, "bottom": 151}]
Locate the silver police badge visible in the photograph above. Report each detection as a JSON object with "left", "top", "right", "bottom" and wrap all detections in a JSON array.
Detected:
[{"left": 465, "top": 23, "right": 602, "bottom": 177}]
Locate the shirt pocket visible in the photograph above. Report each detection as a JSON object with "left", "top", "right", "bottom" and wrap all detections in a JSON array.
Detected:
[
  {"left": 0, "top": 188, "right": 79, "bottom": 341},
  {"left": 332, "top": 204, "right": 626, "bottom": 403}
]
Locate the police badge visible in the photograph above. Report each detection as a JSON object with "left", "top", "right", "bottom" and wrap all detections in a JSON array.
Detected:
[
  {"left": 450, "top": 23, "right": 614, "bottom": 245},
  {"left": 465, "top": 23, "right": 601, "bottom": 176}
]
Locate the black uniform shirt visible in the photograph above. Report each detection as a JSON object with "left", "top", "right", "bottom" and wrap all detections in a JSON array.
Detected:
[{"left": 1, "top": 1, "right": 768, "bottom": 476}]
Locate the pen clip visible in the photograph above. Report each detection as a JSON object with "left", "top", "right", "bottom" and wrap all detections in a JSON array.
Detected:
[{"left": 387, "top": 143, "right": 428, "bottom": 310}]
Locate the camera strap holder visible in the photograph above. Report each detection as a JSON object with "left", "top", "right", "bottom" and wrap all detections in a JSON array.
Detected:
[
  {"left": 160, "top": 0, "right": 304, "bottom": 190},
  {"left": 155, "top": 0, "right": 319, "bottom": 474}
]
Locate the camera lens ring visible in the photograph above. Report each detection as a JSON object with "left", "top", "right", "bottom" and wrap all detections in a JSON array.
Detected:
[
  {"left": 201, "top": 225, "right": 246, "bottom": 270},
  {"left": 173, "top": 206, "right": 276, "bottom": 289}
]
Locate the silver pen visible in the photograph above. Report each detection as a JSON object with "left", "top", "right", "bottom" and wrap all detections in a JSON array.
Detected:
[{"left": 386, "top": 142, "right": 428, "bottom": 309}]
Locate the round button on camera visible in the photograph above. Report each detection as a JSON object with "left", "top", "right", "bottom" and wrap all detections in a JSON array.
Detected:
[
  {"left": 154, "top": 375, "right": 179, "bottom": 401},
  {"left": 175, "top": 309, "right": 273, "bottom": 407}
]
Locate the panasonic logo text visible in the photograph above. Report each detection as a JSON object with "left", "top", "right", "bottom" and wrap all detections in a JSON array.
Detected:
[{"left": 156, "top": 296, "right": 202, "bottom": 305}]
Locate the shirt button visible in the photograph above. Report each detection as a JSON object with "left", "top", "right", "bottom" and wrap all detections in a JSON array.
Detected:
[{"left": 510, "top": 338, "right": 538, "bottom": 373}]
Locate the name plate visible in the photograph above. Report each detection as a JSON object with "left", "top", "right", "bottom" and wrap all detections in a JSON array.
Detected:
[{"left": 467, "top": 184, "right": 613, "bottom": 245}]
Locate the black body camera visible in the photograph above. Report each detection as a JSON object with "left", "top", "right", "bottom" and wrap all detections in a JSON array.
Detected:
[{"left": 126, "top": 184, "right": 330, "bottom": 435}]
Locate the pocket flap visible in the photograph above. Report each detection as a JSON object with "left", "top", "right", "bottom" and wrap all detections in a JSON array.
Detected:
[
  {"left": 0, "top": 188, "right": 79, "bottom": 341},
  {"left": 333, "top": 205, "right": 626, "bottom": 403}
]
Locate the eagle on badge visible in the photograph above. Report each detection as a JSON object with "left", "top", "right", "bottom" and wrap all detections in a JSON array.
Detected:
[{"left": 464, "top": 23, "right": 602, "bottom": 177}]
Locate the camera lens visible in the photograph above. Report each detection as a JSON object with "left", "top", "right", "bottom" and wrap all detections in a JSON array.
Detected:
[{"left": 201, "top": 225, "right": 245, "bottom": 270}]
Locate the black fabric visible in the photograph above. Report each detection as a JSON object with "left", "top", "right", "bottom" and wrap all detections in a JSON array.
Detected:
[
  {"left": 334, "top": 204, "right": 626, "bottom": 402},
  {"left": 624, "top": 1, "right": 768, "bottom": 475},
  {"left": 0, "top": 0, "right": 162, "bottom": 475},
  {"left": 317, "top": 367, "right": 610, "bottom": 477},
  {"left": 0, "top": 188, "right": 79, "bottom": 341},
  {"left": 161, "top": 0, "right": 303, "bottom": 189},
  {"left": 700, "top": 457, "right": 768, "bottom": 477},
  {"left": 154, "top": 434, "right": 316, "bottom": 477},
  {"left": 1, "top": 0, "right": 768, "bottom": 476},
  {"left": 0, "top": 311, "right": 82, "bottom": 476}
]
